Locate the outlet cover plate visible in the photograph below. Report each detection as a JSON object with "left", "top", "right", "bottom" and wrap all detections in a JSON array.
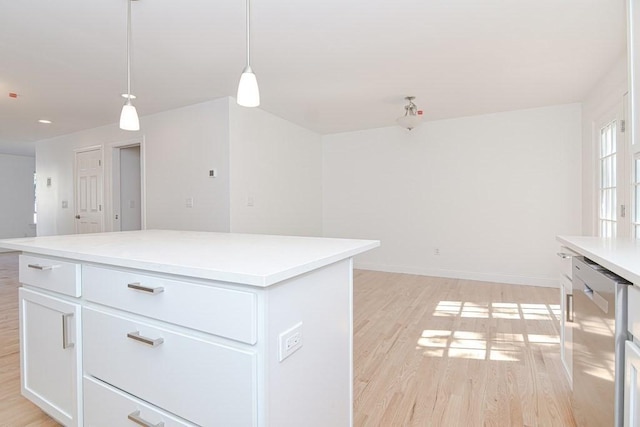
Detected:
[{"left": 279, "top": 322, "right": 303, "bottom": 362}]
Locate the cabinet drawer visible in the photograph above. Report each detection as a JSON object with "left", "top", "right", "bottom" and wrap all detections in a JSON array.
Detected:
[
  {"left": 84, "top": 376, "right": 196, "bottom": 427},
  {"left": 629, "top": 285, "right": 640, "bottom": 337},
  {"left": 20, "top": 254, "right": 81, "bottom": 297},
  {"left": 83, "top": 265, "right": 257, "bottom": 344},
  {"left": 557, "top": 246, "right": 578, "bottom": 281},
  {"left": 83, "top": 307, "right": 258, "bottom": 427}
]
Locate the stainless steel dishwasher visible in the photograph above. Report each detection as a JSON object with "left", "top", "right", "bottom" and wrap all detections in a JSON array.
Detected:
[{"left": 572, "top": 256, "right": 630, "bottom": 427}]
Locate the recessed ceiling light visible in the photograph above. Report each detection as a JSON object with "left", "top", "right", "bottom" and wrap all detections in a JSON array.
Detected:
[
  {"left": 38, "top": 119, "right": 52, "bottom": 124},
  {"left": 121, "top": 93, "right": 137, "bottom": 99}
]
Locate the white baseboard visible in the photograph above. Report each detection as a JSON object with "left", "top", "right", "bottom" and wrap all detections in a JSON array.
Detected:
[{"left": 353, "top": 261, "right": 559, "bottom": 288}]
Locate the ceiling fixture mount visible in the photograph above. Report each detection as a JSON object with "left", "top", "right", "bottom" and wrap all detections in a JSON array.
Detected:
[
  {"left": 236, "top": 0, "right": 260, "bottom": 107},
  {"left": 397, "top": 96, "right": 423, "bottom": 131},
  {"left": 119, "top": 0, "right": 140, "bottom": 131}
]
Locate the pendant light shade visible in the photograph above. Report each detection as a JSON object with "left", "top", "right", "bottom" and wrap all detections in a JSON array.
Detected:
[
  {"left": 237, "top": 0, "right": 260, "bottom": 107},
  {"left": 120, "top": 0, "right": 140, "bottom": 131},
  {"left": 120, "top": 98, "right": 140, "bottom": 131},
  {"left": 237, "top": 66, "right": 260, "bottom": 107}
]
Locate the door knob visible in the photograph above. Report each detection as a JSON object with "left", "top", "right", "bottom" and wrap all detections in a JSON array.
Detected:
[{"left": 75, "top": 215, "right": 80, "bottom": 219}]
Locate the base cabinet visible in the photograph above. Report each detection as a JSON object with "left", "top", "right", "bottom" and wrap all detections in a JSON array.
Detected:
[
  {"left": 17, "top": 249, "right": 356, "bottom": 427},
  {"left": 625, "top": 341, "right": 640, "bottom": 427},
  {"left": 19, "top": 287, "right": 81, "bottom": 427}
]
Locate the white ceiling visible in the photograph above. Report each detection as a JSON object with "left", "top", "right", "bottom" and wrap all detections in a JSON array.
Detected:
[{"left": 0, "top": 0, "right": 627, "bottom": 156}]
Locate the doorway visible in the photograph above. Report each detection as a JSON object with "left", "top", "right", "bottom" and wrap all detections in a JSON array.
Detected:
[{"left": 111, "top": 143, "right": 144, "bottom": 232}]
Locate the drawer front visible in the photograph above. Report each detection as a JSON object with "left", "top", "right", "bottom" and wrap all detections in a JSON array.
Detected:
[
  {"left": 557, "top": 246, "right": 578, "bottom": 281},
  {"left": 20, "top": 254, "right": 81, "bottom": 297},
  {"left": 83, "top": 265, "right": 257, "bottom": 344},
  {"left": 629, "top": 285, "right": 640, "bottom": 337},
  {"left": 84, "top": 376, "right": 196, "bottom": 427},
  {"left": 83, "top": 307, "right": 258, "bottom": 427}
]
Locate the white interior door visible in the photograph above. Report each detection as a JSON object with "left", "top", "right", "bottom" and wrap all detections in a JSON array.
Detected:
[{"left": 75, "top": 148, "right": 103, "bottom": 234}]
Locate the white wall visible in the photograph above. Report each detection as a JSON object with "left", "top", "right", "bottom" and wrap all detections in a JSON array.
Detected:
[
  {"left": 0, "top": 154, "right": 36, "bottom": 249},
  {"left": 580, "top": 52, "right": 628, "bottom": 235},
  {"left": 229, "top": 100, "right": 323, "bottom": 236},
  {"left": 36, "top": 98, "right": 231, "bottom": 236},
  {"left": 323, "top": 104, "right": 582, "bottom": 286},
  {"left": 35, "top": 96, "right": 323, "bottom": 238}
]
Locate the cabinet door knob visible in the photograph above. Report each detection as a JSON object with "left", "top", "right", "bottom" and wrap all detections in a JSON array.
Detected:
[{"left": 127, "top": 410, "right": 165, "bottom": 427}]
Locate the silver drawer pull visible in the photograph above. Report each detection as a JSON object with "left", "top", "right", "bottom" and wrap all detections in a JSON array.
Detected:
[
  {"left": 127, "top": 410, "right": 165, "bottom": 427},
  {"left": 127, "top": 282, "right": 164, "bottom": 294},
  {"left": 127, "top": 331, "right": 164, "bottom": 347},
  {"left": 62, "top": 313, "right": 74, "bottom": 349},
  {"left": 556, "top": 252, "right": 573, "bottom": 259},
  {"left": 28, "top": 263, "right": 58, "bottom": 271}
]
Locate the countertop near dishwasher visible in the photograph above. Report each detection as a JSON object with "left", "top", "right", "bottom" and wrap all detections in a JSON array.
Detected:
[
  {"left": 0, "top": 230, "right": 380, "bottom": 287},
  {"left": 557, "top": 236, "right": 640, "bottom": 285}
]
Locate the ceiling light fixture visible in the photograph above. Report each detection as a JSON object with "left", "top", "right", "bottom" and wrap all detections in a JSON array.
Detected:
[
  {"left": 38, "top": 119, "right": 52, "bottom": 124},
  {"left": 120, "top": 0, "right": 140, "bottom": 131},
  {"left": 397, "top": 96, "right": 423, "bottom": 131},
  {"left": 236, "top": 0, "right": 260, "bottom": 107}
]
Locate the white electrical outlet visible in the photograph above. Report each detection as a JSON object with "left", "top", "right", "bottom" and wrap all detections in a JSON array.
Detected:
[{"left": 279, "top": 322, "right": 303, "bottom": 362}]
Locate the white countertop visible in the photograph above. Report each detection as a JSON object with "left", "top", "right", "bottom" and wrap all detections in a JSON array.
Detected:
[
  {"left": 557, "top": 235, "right": 640, "bottom": 285},
  {"left": 0, "top": 230, "right": 380, "bottom": 287}
]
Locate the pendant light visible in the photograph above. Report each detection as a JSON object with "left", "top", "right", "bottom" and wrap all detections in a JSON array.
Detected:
[
  {"left": 397, "top": 96, "right": 423, "bottom": 131},
  {"left": 120, "top": 0, "right": 140, "bottom": 131},
  {"left": 237, "top": 0, "right": 260, "bottom": 107}
]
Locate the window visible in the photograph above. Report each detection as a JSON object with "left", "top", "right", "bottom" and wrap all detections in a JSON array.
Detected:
[{"left": 599, "top": 120, "right": 617, "bottom": 237}]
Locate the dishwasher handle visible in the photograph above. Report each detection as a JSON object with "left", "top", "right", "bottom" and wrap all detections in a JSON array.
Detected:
[{"left": 582, "top": 283, "right": 609, "bottom": 314}]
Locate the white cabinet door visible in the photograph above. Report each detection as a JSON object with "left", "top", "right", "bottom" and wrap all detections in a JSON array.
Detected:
[
  {"left": 557, "top": 246, "right": 576, "bottom": 386},
  {"left": 626, "top": 340, "right": 640, "bottom": 427},
  {"left": 560, "top": 274, "right": 573, "bottom": 386},
  {"left": 20, "top": 287, "right": 81, "bottom": 427}
]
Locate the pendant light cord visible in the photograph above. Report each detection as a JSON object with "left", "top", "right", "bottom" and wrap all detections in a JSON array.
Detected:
[
  {"left": 245, "top": 0, "right": 251, "bottom": 67},
  {"left": 127, "top": 0, "right": 132, "bottom": 98}
]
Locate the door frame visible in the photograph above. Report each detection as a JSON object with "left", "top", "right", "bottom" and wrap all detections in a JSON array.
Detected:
[
  {"left": 73, "top": 145, "right": 104, "bottom": 234},
  {"left": 106, "top": 137, "right": 146, "bottom": 232}
]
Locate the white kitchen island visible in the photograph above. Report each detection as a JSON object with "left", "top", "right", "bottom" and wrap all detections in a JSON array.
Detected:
[{"left": 1, "top": 230, "right": 379, "bottom": 427}]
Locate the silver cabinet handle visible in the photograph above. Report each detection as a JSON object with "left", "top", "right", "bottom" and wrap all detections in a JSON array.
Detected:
[
  {"left": 566, "top": 294, "right": 573, "bottom": 323},
  {"left": 127, "top": 410, "right": 165, "bottom": 427},
  {"left": 62, "top": 313, "right": 74, "bottom": 349},
  {"left": 127, "top": 282, "right": 164, "bottom": 295},
  {"left": 557, "top": 252, "right": 573, "bottom": 259},
  {"left": 127, "top": 331, "right": 164, "bottom": 347},
  {"left": 28, "top": 263, "right": 58, "bottom": 271}
]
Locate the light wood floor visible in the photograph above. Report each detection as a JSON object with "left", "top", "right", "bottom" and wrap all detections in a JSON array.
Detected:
[
  {"left": 353, "top": 270, "right": 576, "bottom": 427},
  {"left": 0, "top": 253, "right": 575, "bottom": 426}
]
